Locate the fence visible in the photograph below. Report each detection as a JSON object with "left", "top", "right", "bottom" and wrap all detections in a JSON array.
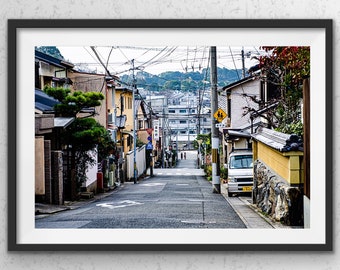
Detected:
[{"left": 126, "top": 145, "right": 146, "bottom": 180}]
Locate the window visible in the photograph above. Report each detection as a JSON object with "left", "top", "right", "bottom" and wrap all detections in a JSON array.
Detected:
[
  {"left": 169, "top": 109, "right": 176, "bottom": 113},
  {"left": 227, "top": 98, "right": 231, "bottom": 118},
  {"left": 128, "top": 97, "right": 132, "bottom": 109},
  {"left": 179, "top": 120, "right": 187, "bottom": 124},
  {"left": 229, "top": 155, "right": 253, "bottom": 169},
  {"left": 138, "top": 120, "right": 143, "bottom": 129},
  {"left": 179, "top": 109, "right": 187, "bottom": 113}
]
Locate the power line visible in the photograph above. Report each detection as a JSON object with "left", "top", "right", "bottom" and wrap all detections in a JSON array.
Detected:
[{"left": 90, "top": 46, "right": 112, "bottom": 77}]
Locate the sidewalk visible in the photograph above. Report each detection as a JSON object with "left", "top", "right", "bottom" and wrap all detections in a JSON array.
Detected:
[
  {"left": 35, "top": 187, "right": 118, "bottom": 216},
  {"left": 220, "top": 184, "right": 287, "bottom": 229}
]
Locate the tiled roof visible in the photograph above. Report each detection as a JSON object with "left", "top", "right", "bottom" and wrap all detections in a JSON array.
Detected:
[
  {"left": 35, "top": 88, "right": 59, "bottom": 113},
  {"left": 252, "top": 126, "right": 302, "bottom": 152}
]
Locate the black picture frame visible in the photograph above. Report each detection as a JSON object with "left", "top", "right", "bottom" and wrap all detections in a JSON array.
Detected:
[{"left": 8, "top": 19, "right": 333, "bottom": 251}]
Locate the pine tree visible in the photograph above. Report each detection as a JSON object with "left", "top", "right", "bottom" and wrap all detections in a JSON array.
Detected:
[{"left": 44, "top": 86, "right": 114, "bottom": 196}]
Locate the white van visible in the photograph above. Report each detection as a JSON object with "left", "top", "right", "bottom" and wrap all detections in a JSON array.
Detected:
[{"left": 226, "top": 149, "right": 253, "bottom": 197}]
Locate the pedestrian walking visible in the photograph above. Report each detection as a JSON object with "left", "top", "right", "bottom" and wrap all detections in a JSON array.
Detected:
[
  {"left": 184, "top": 152, "right": 186, "bottom": 159},
  {"left": 181, "top": 152, "right": 183, "bottom": 159}
]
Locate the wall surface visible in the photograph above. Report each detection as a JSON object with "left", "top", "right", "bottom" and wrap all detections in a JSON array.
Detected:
[
  {"left": 1, "top": 1, "right": 339, "bottom": 269},
  {"left": 70, "top": 72, "right": 107, "bottom": 127},
  {"left": 84, "top": 149, "right": 98, "bottom": 190},
  {"left": 256, "top": 141, "right": 303, "bottom": 184},
  {"left": 230, "top": 79, "right": 260, "bottom": 129},
  {"left": 35, "top": 136, "right": 45, "bottom": 195}
]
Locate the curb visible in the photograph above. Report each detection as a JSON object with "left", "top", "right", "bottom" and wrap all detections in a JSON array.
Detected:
[
  {"left": 220, "top": 184, "right": 282, "bottom": 229},
  {"left": 221, "top": 192, "right": 274, "bottom": 229}
]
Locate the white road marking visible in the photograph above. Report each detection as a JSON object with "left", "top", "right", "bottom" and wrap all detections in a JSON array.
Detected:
[
  {"left": 140, "top": 183, "right": 165, "bottom": 187},
  {"left": 96, "top": 200, "right": 143, "bottom": 209}
]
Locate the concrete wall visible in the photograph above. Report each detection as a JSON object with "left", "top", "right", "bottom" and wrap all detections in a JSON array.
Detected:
[
  {"left": 83, "top": 149, "right": 98, "bottom": 193},
  {"left": 35, "top": 114, "right": 54, "bottom": 134},
  {"left": 126, "top": 145, "right": 146, "bottom": 180},
  {"left": 35, "top": 136, "right": 45, "bottom": 196},
  {"left": 234, "top": 139, "right": 249, "bottom": 150}
]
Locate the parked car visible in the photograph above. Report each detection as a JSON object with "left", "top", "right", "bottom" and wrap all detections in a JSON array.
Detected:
[{"left": 226, "top": 149, "right": 253, "bottom": 197}]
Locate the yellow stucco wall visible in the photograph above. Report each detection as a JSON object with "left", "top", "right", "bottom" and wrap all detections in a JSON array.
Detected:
[
  {"left": 123, "top": 94, "right": 133, "bottom": 131},
  {"left": 254, "top": 141, "right": 303, "bottom": 185},
  {"left": 115, "top": 90, "right": 134, "bottom": 155},
  {"left": 35, "top": 136, "right": 45, "bottom": 195}
]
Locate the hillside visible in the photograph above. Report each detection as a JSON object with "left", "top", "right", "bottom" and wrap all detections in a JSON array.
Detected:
[{"left": 120, "top": 67, "right": 243, "bottom": 92}]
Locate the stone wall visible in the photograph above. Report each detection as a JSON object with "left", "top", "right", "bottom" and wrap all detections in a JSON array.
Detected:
[{"left": 253, "top": 160, "right": 304, "bottom": 227}]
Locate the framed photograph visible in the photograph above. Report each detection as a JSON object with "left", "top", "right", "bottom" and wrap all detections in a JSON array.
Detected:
[{"left": 8, "top": 19, "right": 332, "bottom": 251}]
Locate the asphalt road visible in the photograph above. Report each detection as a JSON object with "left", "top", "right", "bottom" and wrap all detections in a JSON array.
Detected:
[{"left": 35, "top": 156, "right": 246, "bottom": 229}]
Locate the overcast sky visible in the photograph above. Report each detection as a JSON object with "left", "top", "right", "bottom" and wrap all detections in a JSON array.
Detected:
[{"left": 58, "top": 46, "right": 265, "bottom": 76}]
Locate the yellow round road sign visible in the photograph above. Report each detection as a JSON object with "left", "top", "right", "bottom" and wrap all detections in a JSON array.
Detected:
[{"left": 213, "top": 108, "right": 227, "bottom": 123}]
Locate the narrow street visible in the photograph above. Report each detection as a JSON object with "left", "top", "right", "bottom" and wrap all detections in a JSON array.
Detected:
[{"left": 35, "top": 151, "right": 274, "bottom": 229}]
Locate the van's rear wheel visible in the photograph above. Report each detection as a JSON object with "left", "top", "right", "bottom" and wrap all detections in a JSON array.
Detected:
[{"left": 228, "top": 191, "right": 233, "bottom": 197}]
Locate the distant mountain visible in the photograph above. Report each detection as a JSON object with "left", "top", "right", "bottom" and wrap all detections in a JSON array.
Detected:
[
  {"left": 120, "top": 67, "right": 243, "bottom": 93},
  {"left": 36, "top": 46, "right": 65, "bottom": 60}
]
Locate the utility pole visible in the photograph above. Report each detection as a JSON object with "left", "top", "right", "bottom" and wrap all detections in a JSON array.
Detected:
[
  {"left": 131, "top": 59, "right": 137, "bottom": 184},
  {"left": 241, "top": 47, "right": 246, "bottom": 78},
  {"left": 149, "top": 95, "right": 154, "bottom": 177},
  {"left": 210, "top": 46, "right": 220, "bottom": 194},
  {"left": 197, "top": 89, "right": 201, "bottom": 135},
  {"left": 161, "top": 97, "right": 165, "bottom": 168}
]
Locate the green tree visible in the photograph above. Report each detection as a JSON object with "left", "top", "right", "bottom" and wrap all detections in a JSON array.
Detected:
[
  {"left": 162, "top": 80, "right": 181, "bottom": 91},
  {"left": 264, "top": 46, "right": 309, "bottom": 136},
  {"left": 44, "top": 86, "right": 104, "bottom": 117},
  {"left": 44, "top": 86, "right": 114, "bottom": 192},
  {"left": 65, "top": 118, "right": 114, "bottom": 188},
  {"left": 260, "top": 46, "right": 310, "bottom": 86},
  {"left": 250, "top": 46, "right": 310, "bottom": 136},
  {"left": 195, "top": 133, "right": 211, "bottom": 154}
]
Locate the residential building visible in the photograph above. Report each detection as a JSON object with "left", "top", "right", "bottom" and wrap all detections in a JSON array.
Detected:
[
  {"left": 35, "top": 49, "right": 74, "bottom": 89},
  {"left": 168, "top": 104, "right": 197, "bottom": 149},
  {"left": 68, "top": 70, "right": 109, "bottom": 128},
  {"left": 221, "top": 75, "right": 260, "bottom": 163},
  {"left": 35, "top": 50, "right": 76, "bottom": 203},
  {"left": 144, "top": 95, "right": 168, "bottom": 154},
  {"left": 35, "top": 50, "right": 122, "bottom": 201},
  {"left": 167, "top": 91, "right": 211, "bottom": 150},
  {"left": 108, "top": 87, "right": 150, "bottom": 181}
]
